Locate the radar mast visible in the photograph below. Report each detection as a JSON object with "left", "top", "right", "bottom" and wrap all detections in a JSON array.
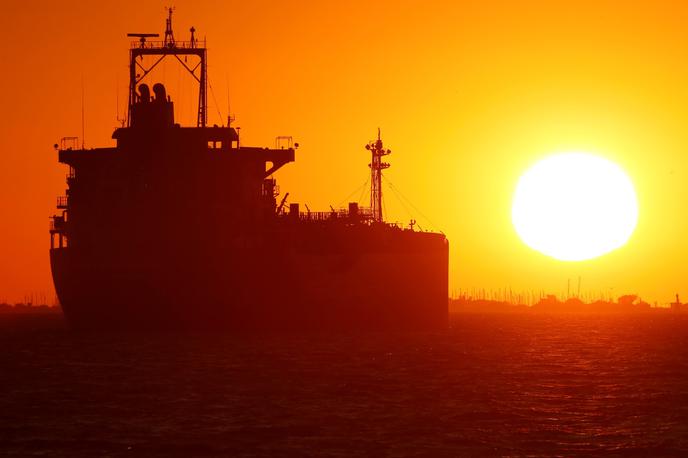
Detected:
[
  {"left": 365, "top": 128, "right": 391, "bottom": 223},
  {"left": 126, "top": 9, "right": 207, "bottom": 127}
]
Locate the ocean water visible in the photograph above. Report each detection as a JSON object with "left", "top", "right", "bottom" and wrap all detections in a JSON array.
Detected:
[{"left": 1, "top": 313, "right": 687, "bottom": 457}]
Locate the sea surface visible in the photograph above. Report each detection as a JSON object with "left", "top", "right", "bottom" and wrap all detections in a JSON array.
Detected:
[{"left": 1, "top": 312, "right": 688, "bottom": 457}]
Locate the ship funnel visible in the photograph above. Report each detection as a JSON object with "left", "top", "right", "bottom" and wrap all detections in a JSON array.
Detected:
[
  {"left": 153, "top": 83, "right": 167, "bottom": 102},
  {"left": 130, "top": 83, "right": 174, "bottom": 127},
  {"left": 138, "top": 84, "right": 151, "bottom": 103}
]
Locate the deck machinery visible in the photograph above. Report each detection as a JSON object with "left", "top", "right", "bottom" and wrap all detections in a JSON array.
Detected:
[{"left": 49, "top": 13, "right": 449, "bottom": 330}]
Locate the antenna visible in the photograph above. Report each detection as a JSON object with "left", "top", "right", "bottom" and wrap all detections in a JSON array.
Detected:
[
  {"left": 226, "top": 74, "right": 235, "bottom": 127},
  {"left": 164, "top": 6, "right": 176, "bottom": 47},
  {"left": 126, "top": 32, "right": 160, "bottom": 48},
  {"left": 115, "top": 78, "right": 125, "bottom": 127},
  {"left": 81, "top": 76, "right": 85, "bottom": 149}
]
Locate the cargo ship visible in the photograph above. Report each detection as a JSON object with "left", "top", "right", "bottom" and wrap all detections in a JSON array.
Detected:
[{"left": 49, "top": 12, "right": 449, "bottom": 330}]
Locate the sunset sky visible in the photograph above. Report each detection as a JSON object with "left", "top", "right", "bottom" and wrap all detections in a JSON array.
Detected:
[{"left": 2, "top": 0, "right": 688, "bottom": 304}]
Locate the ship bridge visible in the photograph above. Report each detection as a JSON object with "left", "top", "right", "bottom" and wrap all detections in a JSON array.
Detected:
[{"left": 50, "top": 9, "right": 297, "bottom": 253}]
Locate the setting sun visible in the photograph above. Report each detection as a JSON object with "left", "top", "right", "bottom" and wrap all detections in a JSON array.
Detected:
[{"left": 512, "top": 153, "right": 638, "bottom": 262}]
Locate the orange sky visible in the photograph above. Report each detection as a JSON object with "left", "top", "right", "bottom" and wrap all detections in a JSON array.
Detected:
[{"left": 2, "top": 0, "right": 688, "bottom": 304}]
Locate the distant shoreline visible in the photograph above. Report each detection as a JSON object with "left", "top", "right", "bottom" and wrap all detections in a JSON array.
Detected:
[
  {"left": 450, "top": 294, "right": 685, "bottom": 314},
  {"left": 2, "top": 300, "right": 684, "bottom": 317}
]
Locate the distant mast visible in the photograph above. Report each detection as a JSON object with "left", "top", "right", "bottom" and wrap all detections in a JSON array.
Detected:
[{"left": 365, "top": 128, "right": 391, "bottom": 222}]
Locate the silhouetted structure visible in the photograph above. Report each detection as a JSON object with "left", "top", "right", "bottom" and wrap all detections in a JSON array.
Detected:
[
  {"left": 366, "top": 129, "right": 391, "bottom": 223},
  {"left": 450, "top": 294, "right": 662, "bottom": 314},
  {"left": 49, "top": 13, "right": 449, "bottom": 331},
  {"left": 671, "top": 294, "right": 682, "bottom": 312}
]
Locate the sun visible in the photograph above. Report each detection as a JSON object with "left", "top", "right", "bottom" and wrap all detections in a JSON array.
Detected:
[{"left": 512, "top": 153, "right": 638, "bottom": 261}]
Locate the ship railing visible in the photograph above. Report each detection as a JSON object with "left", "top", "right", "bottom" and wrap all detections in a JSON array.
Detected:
[
  {"left": 60, "top": 137, "right": 80, "bottom": 151},
  {"left": 283, "top": 209, "right": 412, "bottom": 230},
  {"left": 353, "top": 207, "right": 374, "bottom": 217},
  {"left": 130, "top": 40, "right": 206, "bottom": 50},
  {"left": 298, "top": 211, "right": 337, "bottom": 222},
  {"left": 66, "top": 167, "right": 76, "bottom": 186},
  {"left": 49, "top": 216, "right": 65, "bottom": 232},
  {"left": 295, "top": 209, "right": 375, "bottom": 222}
]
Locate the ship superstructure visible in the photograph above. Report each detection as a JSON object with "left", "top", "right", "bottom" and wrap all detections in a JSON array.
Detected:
[{"left": 50, "top": 13, "right": 448, "bottom": 330}]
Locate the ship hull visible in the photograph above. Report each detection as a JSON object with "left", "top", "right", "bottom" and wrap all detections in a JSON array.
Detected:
[{"left": 50, "top": 229, "right": 448, "bottom": 331}]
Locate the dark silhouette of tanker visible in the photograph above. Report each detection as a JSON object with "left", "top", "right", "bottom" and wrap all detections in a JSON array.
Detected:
[{"left": 49, "top": 12, "right": 448, "bottom": 330}]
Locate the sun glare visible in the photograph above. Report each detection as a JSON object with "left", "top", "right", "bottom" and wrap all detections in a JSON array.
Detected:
[{"left": 512, "top": 153, "right": 638, "bottom": 261}]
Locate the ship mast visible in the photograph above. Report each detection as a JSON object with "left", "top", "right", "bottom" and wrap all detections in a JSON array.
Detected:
[
  {"left": 365, "top": 128, "right": 391, "bottom": 222},
  {"left": 163, "top": 7, "right": 176, "bottom": 47},
  {"left": 126, "top": 8, "right": 208, "bottom": 127}
]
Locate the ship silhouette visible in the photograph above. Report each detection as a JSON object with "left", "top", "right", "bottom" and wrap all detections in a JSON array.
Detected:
[{"left": 49, "top": 12, "right": 449, "bottom": 331}]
